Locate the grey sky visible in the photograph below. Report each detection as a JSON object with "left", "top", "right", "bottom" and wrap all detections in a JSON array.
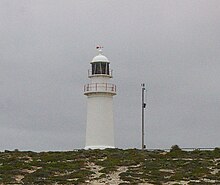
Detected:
[{"left": 1, "top": 0, "right": 220, "bottom": 151}]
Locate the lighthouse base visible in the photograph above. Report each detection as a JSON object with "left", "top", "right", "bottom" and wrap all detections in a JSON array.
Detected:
[{"left": 85, "top": 145, "right": 115, "bottom": 150}]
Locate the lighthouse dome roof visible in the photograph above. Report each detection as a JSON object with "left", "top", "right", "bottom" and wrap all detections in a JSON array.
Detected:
[{"left": 91, "top": 54, "right": 109, "bottom": 63}]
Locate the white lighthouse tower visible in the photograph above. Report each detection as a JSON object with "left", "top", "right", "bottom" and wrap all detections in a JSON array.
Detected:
[{"left": 84, "top": 46, "right": 116, "bottom": 149}]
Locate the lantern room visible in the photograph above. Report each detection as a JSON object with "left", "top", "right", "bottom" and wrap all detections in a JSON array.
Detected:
[
  {"left": 91, "top": 62, "right": 110, "bottom": 75},
  {"left": 88, "top": 52, "right": 113, "bottom": 78}
]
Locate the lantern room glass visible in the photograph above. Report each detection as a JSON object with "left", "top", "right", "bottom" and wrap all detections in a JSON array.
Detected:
[{"left": 92, "top": 62, "right": 110, "bottom": 75}]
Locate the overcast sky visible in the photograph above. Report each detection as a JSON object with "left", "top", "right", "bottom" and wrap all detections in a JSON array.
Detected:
[{"left": 1, "top": 0, "right": 220, "bottom": 151}]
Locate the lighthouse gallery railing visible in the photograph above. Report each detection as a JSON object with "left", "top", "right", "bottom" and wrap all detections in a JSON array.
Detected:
[
  {"left": 84, "top": 83, "right": 116, "bottom": 94},
  {"left": 88, "top": 69, "right": 113, "bottom": 78}
]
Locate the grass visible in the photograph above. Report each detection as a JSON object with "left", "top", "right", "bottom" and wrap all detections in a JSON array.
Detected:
[{"left": 0, "top": 147, "right": 219, "bottom": 184}]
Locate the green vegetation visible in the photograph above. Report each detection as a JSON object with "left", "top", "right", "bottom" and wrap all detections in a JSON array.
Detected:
[{"left": 0, "top": 147, "right": 219, "bottom": 184}]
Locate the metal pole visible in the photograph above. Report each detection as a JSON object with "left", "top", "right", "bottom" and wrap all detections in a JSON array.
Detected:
[{"left": 141, "top": 83, "right": 146, "bottom": 150}]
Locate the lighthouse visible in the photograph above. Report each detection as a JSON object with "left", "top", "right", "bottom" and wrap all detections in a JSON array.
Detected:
[{"left": 84, "top": 46, "right": 116, "bottom": 149}]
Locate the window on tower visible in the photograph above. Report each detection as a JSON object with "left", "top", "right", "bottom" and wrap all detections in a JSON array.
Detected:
[{"left": 92, "top": 62, "right": 109, "bottom": 75}]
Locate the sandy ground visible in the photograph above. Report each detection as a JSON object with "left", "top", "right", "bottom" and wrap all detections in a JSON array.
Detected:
[{"left": 85, "top": 162, "right": 128, "bottom": 185}]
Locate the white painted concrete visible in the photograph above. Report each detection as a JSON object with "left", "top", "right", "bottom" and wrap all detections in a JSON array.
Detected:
[{"left": 85, "top": 94, "right": 115, "bottom": 149}]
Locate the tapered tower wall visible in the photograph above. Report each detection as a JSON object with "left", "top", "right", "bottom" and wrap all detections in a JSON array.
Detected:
[{"left": 85, "top": 94, "right": 114, "bottom": 149}]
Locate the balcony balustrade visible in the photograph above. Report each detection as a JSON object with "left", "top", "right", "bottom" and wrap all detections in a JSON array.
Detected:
[{"left": 84, "top": 83, "right": 116, "bottom": 95}]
